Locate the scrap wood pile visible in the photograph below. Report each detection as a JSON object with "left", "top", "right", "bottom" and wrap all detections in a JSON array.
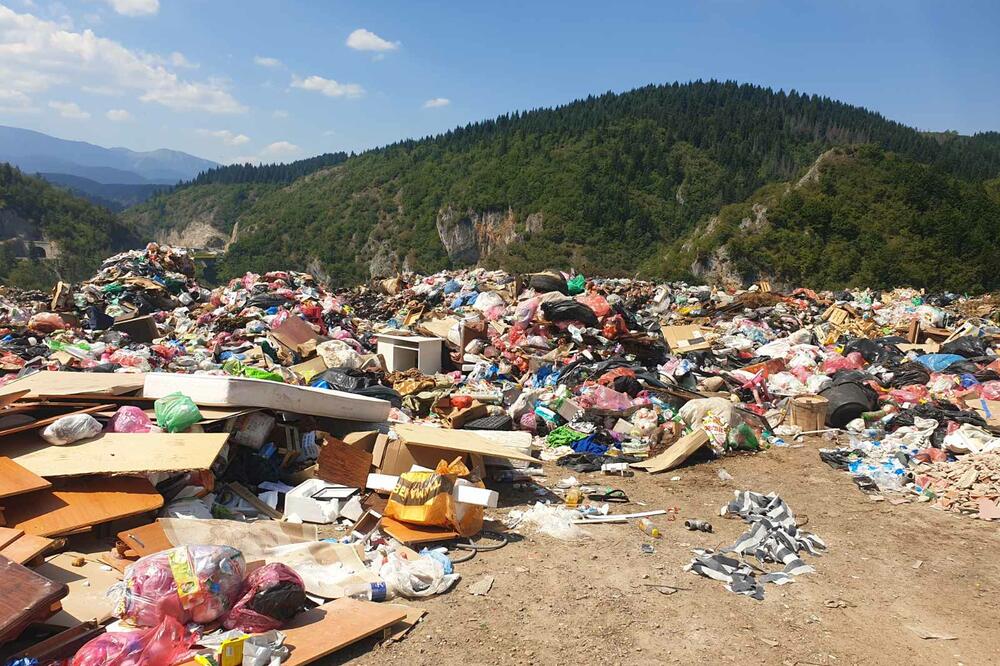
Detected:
[{"left": 0, "top": 244, "right": 999, "bottom": 662}]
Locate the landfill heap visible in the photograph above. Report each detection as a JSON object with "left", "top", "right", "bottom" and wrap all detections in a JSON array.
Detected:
[{"left": 0, "top": 243, "right": 999, "bottom": 662}]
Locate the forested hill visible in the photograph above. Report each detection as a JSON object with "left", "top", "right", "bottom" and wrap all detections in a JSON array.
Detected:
[
  {"left": 0, "top": 164, "right": 139, "bottom": 289},
  {"left": 118, "top": 80, "right": 1000, "bottom": 291}
]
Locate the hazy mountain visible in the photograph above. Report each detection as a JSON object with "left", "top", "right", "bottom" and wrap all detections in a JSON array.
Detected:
[
  {"left": 0, "top": 125, "right": 218, "bottom": 185},
  {"left": 38, "top": 172, "right": 170, "bottom": 212}
]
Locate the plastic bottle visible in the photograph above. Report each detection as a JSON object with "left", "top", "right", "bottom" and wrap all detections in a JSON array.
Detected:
[
  {"left": 342, "top": 580, "right": 388, "bottom": 602},
  {"left": 638, "top": 518, "right": 661, "bottom": 538},
  {"left": 565, "top": 487, "right": 583, "bottom": 508}
]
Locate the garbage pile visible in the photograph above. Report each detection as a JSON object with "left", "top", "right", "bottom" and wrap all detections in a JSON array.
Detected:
[{"left": 1, "top": 244, "right": 1000, "bottom": 661}]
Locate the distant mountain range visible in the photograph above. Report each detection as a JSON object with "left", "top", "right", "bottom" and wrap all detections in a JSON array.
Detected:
[{"left": 0, "top": 125, "right": 217, "bottom": 208}]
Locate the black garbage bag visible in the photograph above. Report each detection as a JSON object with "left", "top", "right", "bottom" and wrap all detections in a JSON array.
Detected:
[
  {"left": 613, "top": 301, "right": 640, "bottom": 331},
  {"left": 844, "top": 338, "right": 902, "bottom": 365},
  {"left": 940, "top": 336, "right": 992, "bottom": 359},
  {"left": 939, "top": 360, "right": 981, "bottom": 375},
  {"left": 246, "top": 293, "right": 293, "bottom": 310},
  {"left": 612, "top": 374, "right": 643, "bottom": 397},
  {"left": 541, "top": 300, "right": 599, "bottom": 327},
  {"left": 315, "top": 367, "right": 381, "bottom": 393},
  {"left": 887, "top": 362, "right": 931, "bottom": 388},
  {"left": 354, "top": 385, "right": 402, "bottom": 408},
  {"left": 528, "top": 272, "right": 568, "bottom": 295},
  {"left": 83, "top": 306, "right": 115, "bottom": 331}
]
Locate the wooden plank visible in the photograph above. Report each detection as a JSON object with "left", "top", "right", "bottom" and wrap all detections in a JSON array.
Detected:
[
  {"left": 4, "top": 477, "right": 164, "bottom": 537},
  {"left": 0, "top": 403, "right": 113, "bottom": 439},
  {"left": 228, "top": 482, "right": 283, "bottom": 520},
  {"left": 0, "top": 555, "right": 68, "bottom": 643},
  {"left": 0, "top": 456, "right": 51, "bottom": 498},
  {"left": 7, "top": 432, "right": 230, "bottom": 478},
  {"left": 393, "top": 424, "right": 535, "bottom": 463},
  {"left": 316, "top": 435, "right": 373, "bottom": 489},
  {"left": 380, "top": 516, "right": 460, "bottom": 545},
  {"left": 0, "top": 526, "right": 24, "bottom": 549},
  {"left": 385, "top": 604, "right": 427, "bottom": 642},
  {"left": 0, "top": 534, "right": 56, "bottom": 564},
  {"left": 0, "top": 371, "right": 145, "bottom": 399},
  {"left": 281, "top": 598, "right": 406, "bottom": 666},
  {"left": 631, "top": 428, "right": 710, "bottom": 473},
  {"left": 0, "top": 389, "right": 30, "bottom": 409},
  {"left": 34, "top": 553, "right": 122, "bottom": 628},
  {"left": 117, "top": 522, "right": 173, "bottom": 557}
]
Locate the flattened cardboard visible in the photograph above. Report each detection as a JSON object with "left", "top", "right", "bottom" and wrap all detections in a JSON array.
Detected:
[
  {"left": 34, "top": 552, "right": 121, "bottom": 627},
  {"left": 5, "top": 477, "right": 164, "bottom": 537},
  {"left": 0, "top": 403, "right": 113, "bottom": 439},
  {"left": 381, "top": 516, "right": 460, "bottom": 545},
  {"left": 0, "top": 456, "right": 51, "bottom": 498},
  {"left": 393, "top": 424, "right": 535, "bottom": 463},
  {"left": 7, "top": 432, "right": 230, "bottom": 478},
  {"left": 270, "top": 315, "right": 324, "bottom": 355},
  {"left": 111, "top": 315, "right": 158, "bottom": 343},
  {"left": 281, "top": 598, "right": 406, "bottom": 666},
  {"left": 631, "top": 428, "right": 710, "bottom": 473},
  {"left": 0, "top": 371, "right": 145, "bottom": 399},
  {"left": 661, "top": 324, "right": 710, "bottom": 353}
]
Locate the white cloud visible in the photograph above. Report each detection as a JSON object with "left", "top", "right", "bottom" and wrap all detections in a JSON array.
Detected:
[
  {"left": 81, "top": 84, "right": 122, "bottom": 96},
  {"left": 291, "top": 74, "right": 364, "bottom": 99},
  {"left": 253, "top": 55, "right": 282, "bottom": 68},
  {"left": 345, "top": 28, "right": 399, "bottom": 52},
  {"left": 104, "top": 0, "right": 158, "bottom": 17},
  {"left": 0, "top": 6, "right": 245, "bottom": 113},
  {"left": 226, "top": 155, "right": 260, "bottom": 165},
  {"left": 261, "top": 140, "right": 299, "bottom": 157},
  {"left": 0, "top": 87, "right": 35, "bottom": 112},
  {"left": 49, "top": 100, "right": 89, "bottom": 118},
  {"left": 322, "top": 129, "right": 335, "bottom": 136},
  {"left": 105, "top": 107, "right": 131, "bottom": 121},
  {"left": 423, "top": 97, "right": 450, "bottom": 108},
  {"left": 197, "top": 128, "right": 250, "bottom": 146},
  {"left": 168, "top": 51, "right": 197, "bottom": 68},
  {"left": 272, "top": 109, "right": 288, "bottom": 118}
]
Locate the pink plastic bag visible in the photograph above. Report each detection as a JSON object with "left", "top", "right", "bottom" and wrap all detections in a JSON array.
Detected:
[
  {"left": 28, "top": 312, "right": 66, "bottom": 333},
  {"left": 116, "top": 545, "right": 246, "bottom": 627},
  {"left": 106, "top": 406, "right": 155, "bottom": 433},
  {"left": 223, "top": 563, "right": 306, "bottom": 633},
  {"left": 978, "top": 381, "right": 1000, "bottom": 401},
  {"left": 821, "top": 352, "right": 865, "bottom": 373},
  {"left": 579, "top": 385, "right": 632, "bottom": 411},
  {"left": 889, "top": 384, "right": 929, "bottom": 404},
  {"left": 514, "top": 298, "right": 539, "bottom": 328},
  {"left": 72, "top": 616, "right": 193, "bottom": 666},
  {"left": 575, "top": 293, "right": 611, "bottom": 319}
]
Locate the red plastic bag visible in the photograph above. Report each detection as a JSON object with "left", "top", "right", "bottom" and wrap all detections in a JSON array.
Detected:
[
  {"left": 223, "top": 563, "right": 306, "bottom": 633},
  {"left": 821, "top": 352, "right": 865, "bottom": 373},
  {"left": 575, "top": 293, "right": 611, "bottom": 319},
  {"left": 106, "top": 405, "right": 155, "bottom": 433},
  {"left": 72, "top": 616, "right": 193, "bottom": 666},
  {"left": 889, "top": 384, "right": 930, "bottom": 404}
]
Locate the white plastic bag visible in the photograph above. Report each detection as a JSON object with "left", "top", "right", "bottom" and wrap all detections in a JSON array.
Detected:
[
  {"left": 41, "top": 413, "right": 103, "bottom": 445},
  {"left": 379, "top": 551, "right": 460, "bottom": 599},
  {"left": 316, "top": 340, "right": 362, "bottom": 369},
  {"left": 508, "top": 502, "right": 589, "bottom": 541}
]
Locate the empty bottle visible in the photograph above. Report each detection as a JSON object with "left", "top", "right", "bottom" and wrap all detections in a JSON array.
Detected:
[{"left": 638, "top": 518, "right": 661, "bottom": 538}]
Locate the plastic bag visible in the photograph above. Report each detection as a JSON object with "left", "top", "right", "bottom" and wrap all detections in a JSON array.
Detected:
[
  {"left": 153, "top": 392, "right": 202, "bottom": 433},
  {"left": 224, "top": 563, "right": 305, "bottom": 633},
  {"left": 115, "top": 545, "right": 246, "bottom": 626},
  {"left": 28, "top": 312, "right": 66, "bottom": 333},
  {"left": 566, "top": 274, "right": 586, "bottom": 295},
  {"left": 509, "top": 502, "right": 589, "bottom": 541},
  {"left": 383, "top": 458, "right": 485, "bottom": 536},
  {"left": 915, "top": 354, "right": 966, "bottom": 372},
  {"left": 41, "top": 413, "right": 103, "bottom": 445},
  {"left": 678, "top": 397, "right": 735, "bottom": 428},
  {"left": 379, "top": 550, "right": 460, "bottom": 599},
  {"left": 540, "top": 300, "right": 599, "bottom": 327},
  {"left": 107, "top": 405, "right": 155, "bottom": 433},
  {"left": 578, "top": 385, "right": 632, "bottom": 411},
  {"left": 72, "top": 616, "right": 193, "bottom": 666},
  {"left": 513, "top": 297, "right": 539, "bottom": 328},
  {"left": 575, "top": 293, "right": 611, "bottom": 318}
]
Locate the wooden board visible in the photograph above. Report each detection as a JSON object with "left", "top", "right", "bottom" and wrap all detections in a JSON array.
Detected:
[
  {"left": 393, "top": 424, "right": 535, "bottom": 462},
  {"left": 380, "top": 516, "right": 460, "bottom": 545},
  {"left": 0, "top": 403, "right": 113, "bottom": 439},
  {"left": 282, "top": 598, "right": 406, "bottom": 666},
  {"left": 117, "top": 522, "right": 173, "bottom": 557},
  {"left": 0, "top": 526, "right": 24, "bottom": 549},
  {"left": 0, "top": 389, "right": 30, "bottom": 409},
  {"left": 34, "top": 553, "right": 122, "bottom": 628},
  {"left": 0, "top": 533, "right": 56, "bottom": 564},
  {"left": 4, "top": 477, "right": 164, "bottom": 537},
  {"left": 0, "top": 456, "right": 51, "bottom": 498},
  {"left": 385, "top": 604, "right": 427, "bottom": 642},
  {"left": 0, "top": 371, "right": 145, "bottom": 399},
  {"left": 631, "top": 428, "right": 710, "bottom": 473},
  {"left": 228, "top": 482, "right": 283, "bottom": 519},
  {"left": 0, "top": 555, "right": 69, "bottom": 643},
  {"left": 317, "top": 435, "right": 373, "bottom": 489},
  {"left": 7, "top": 432, "right": 230, "bottom": 478}
]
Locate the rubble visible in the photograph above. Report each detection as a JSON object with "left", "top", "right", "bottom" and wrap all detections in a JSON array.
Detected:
[{"left": 0, "top": 243, "right": 998, "bottom": 661}]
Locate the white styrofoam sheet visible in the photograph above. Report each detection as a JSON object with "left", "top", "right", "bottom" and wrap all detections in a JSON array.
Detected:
[{"left": 143, "top": 373, "right": 391, "bottom": 422}]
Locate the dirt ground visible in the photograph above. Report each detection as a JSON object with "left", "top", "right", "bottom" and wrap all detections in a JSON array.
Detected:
[{"left": 331, "top": 438, "right": 1000, "bottom": 666}]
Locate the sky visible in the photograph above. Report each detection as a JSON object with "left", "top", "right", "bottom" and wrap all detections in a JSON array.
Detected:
[{"left": 0, "top": 0, "right": 998, "bottom": 165}]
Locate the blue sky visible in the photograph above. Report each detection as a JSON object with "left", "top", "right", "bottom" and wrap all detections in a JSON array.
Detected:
[{"left": 1, "top": 0, "right": 998, "bottom": 165}]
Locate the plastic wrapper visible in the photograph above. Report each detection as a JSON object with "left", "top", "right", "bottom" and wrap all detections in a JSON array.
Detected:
[
  {"left": 384, "top": 458, "right": 485, "bottom": 536},
  {"left": 224, "top": 563, "right": 305, "bottom": 633},
  {"left": 107, "top": 405, "right": 155, "bottom": 433},
  {"left": 115, "top": 545, "right": 246, "bottom": 626},
  {"left": 72, "top": 616, "right": 193, "bottom": 666},
  {"left": 41, "top": 413, "right": 103, "bottom": 445},
  {"left": 379, "top": 550, "right": 460, "bottom": 599},
  {"left": 153, "top": 392, "right": 202, "bottom": 433}
]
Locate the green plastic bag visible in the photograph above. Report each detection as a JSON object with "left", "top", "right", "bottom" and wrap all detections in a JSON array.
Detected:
[
  {"left": 222, "top": 358, "right": 284, "bottom": 383},
  {"left": 154, "top": 392, "right": 202, "bottom": 433},
  {"left": 726, "top": 423, "right": 760, "bottom": 451},
  {"left": 567, "top": 274, "right": 586, "bottom": 295}
]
